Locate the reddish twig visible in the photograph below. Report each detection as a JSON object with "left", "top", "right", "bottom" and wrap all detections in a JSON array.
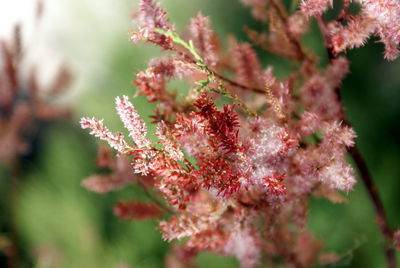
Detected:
[
  {"left": 348, "top": 146, "right": 396, "bottom": 268},
  {"left": 178, "top": 51, "right": 266, "bottom": 94},
  {"left": 317, "top": 14, "right": 396, "bottom": 268},
  {"left": 212, "top": 71, "right": 265, "bottom": 94},
  {"left": 269, "top": 0, "right": 315, "bottom": 63},
  {"left": 136, "top": 178, "right": 174, "bottom": 214}
]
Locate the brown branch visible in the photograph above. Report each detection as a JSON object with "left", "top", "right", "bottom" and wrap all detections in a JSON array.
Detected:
[
  {"left": 178, "top": 51, "right": 266, "bottom": 94},
  {"left": 212, "top": 71, "right": 265, "bottom": 94},
  {"left": 348, "top": 146, "right": 396, "bottom": 268},
  {"left": 269, "top": 0, "right": 315, "bottom": 63},
  {"left": 136, "top": 178, "right": 175, "bottom": 214},
  {"left": 316, "top": 15, "right": 396, "bottom": 268},
  {"left": 270, "top": 229, "right": 302, "bottom": 268},
  {"left": 337, "top": 50, "right": 396, "bottom": 268}
]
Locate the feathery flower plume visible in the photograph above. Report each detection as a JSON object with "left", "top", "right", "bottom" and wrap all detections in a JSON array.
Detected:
[
  {"left": 300, "top": 0, "right": 333, "bottom": 17},
  {"left": 188, "top": 12, "right": 219, "bottom": 67},
  {"left": 115, "top": 95, "right": 151, "bottom": 149},
  {"left": 81, "top": 0, "right": 399, "bottom": 266},
  {"left": 303, "top": 0, "right": 400, "bottom": 60},
  {"left": 130, "top": 0, "right": 174, "bottom": 49},
  {"left": 230, "top": 41, "right": 262, "bottom": 88},
  {"left": 80, "top": 117, "right": 128, "bottom": 153},
  {"left": 113, "top": 201, "right": 162, "bottom": 220}
]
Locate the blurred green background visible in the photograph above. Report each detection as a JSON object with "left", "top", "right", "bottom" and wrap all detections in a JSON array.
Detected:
[{"left": 1, "top": 0, "right": 399, "bottom": 267}]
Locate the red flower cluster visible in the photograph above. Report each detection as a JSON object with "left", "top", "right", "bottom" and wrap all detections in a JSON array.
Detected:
[{"left": 81, "top": 0, "right": 399, "bottom": 267}]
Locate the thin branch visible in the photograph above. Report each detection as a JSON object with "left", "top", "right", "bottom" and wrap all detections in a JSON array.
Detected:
[
  {"left": 269, "top": 0, "right": 315, "bottom": 63},
  {"left": 348, "top": 146, "right": 396, "bottom": 268},
  {"left": 177, "top": 51, "right": 266, "bottom": 94},
  {"left": 270, "top": 229, "right": 302, "bottom": 268},
  {"left": 212, "top": 71, "right": 265, "bottom": 94},
  {"left": 136, "top": 178, "right": 175, "bottom": 214},
  {"left": 317, "top": 14, "right": 396, "bottom": 268}
]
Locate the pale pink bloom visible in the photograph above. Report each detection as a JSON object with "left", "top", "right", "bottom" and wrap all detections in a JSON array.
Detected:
[
  {"left": 223, "top": 225, "right": 261, "bottom": 268},
  {"left": 230, "top": 41, "right": 262, "bottom": 87},
  {"left": 320, "top": 161, "right": 356, "bottom": 192},
  {"left": 300, "top": 0, "right": 332, "bottom": 17},
  {"left": 188, "top": 12, "right": 219, "bottom": 67},
  {"left": 329, "top": 16, "right": 375, "bottom": 55},
  {"left": 82, "top": 174, "right": 129, "bottom": 194},
  {"left": 132, "top": 150, "right": 157, "bottom": 176},
  {"left": 135, "top": 68, "right": 165, "bottom": 103},
  {"left": 135, "top": 56, "right": 198, "bottom": 106},
  {"left": 148, "top": 56, "right": 177, "bottom": 78},
  {"left": 80, "top": 0, "right": 376, "bottom": 266},
  {"left": 159, "top": 214, "right": 211, "bottom": 241},
  {"left": 131, "top": 0, "right": 174, "bottom": 49},
  {"left": 288, "top": 11, "right": 309, "bottom": 37},
  {"left": 156, "top": 121, "right": 184, "bottom": 161},
  {"left": 185, "top": 229, "right": 228, "bottom": 253},
  {"left": 294, "top": 146, "right": 356, "bottom": 192},
  {"left": 241, "top": 118, "right": 297, "bottom": 194},
  {"left": 294, "top": 147, "right": 330, "bottom": 182},
  {"left": 301, "top": 75, "right": 341, "bottom": 120},
  {"left": 138, "top": 0, "right": 171, "bottom": 32},
  {"left": 290, "top": 175, "right": 318, "bottom": 195},
  {"left": 297, "top": 112, "right": 321, "bottom": 138},
  {"left": 173, "top": 114, "right": 210, "bottom": 157},
  {"left": 326, "top": 0, "right": 400, "bottom": 60},
  {"left": 322, "top": 121, "right": 356, "bottom": 148},
  {"left": 261, "top": 68, "right": 294, "bottom": 117},
  {"left": 245, "top": 119, "right": 295, "bottom": 159},
  {"left": 184, "top": 191, "right": 227, "bottom": 220},
  {"left": 325, "top": 57, "right": 350, "bottom": 88},
  {"left": 115, "top": 95, "right": 151, "bottom": 149},
  {"left": 82, "top": 156, "right": 135, "bottom": 193},
  {"left": 358, "top": 0, "right": 400, "bottom": 60},
  {"left": 80, "top": 117, "right": 128, "bottom": 152}
]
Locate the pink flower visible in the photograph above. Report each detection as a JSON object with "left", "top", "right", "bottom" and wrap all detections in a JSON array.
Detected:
[
  {"left": 223, "top": 224, "right": 261, "bottom": 268},
  {"left": 80, "top": 117, "right": 128, "bottom": 152},
  {"left": 80, "top": 0, "right": 400, "bottom": 266},
  {"left": 230, "top": 41, "right": 262, "bottom": 87},
  {"left": 300, "top": 0, "right": 332, "bottom": 17},
  {"left": 188, "top": 12, "right": 219, "bottom": 67},
  {"left": 115, "top": 95, "right": 151, "bottom": 149},
  {"left": 130, "top": 0, "right": 174, "bottom": 49}
]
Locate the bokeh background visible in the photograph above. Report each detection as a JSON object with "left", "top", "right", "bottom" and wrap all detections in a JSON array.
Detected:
[{"left": 0, "top": 0, "right": 399, "bottom": 267}]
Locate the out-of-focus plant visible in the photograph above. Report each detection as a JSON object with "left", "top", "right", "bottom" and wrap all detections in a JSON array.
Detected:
[
  {"left": 81, "top": 0, "right": 399, "bottom": 267},
  {"left": 0, "top": 3, "right": 72, "bottom": 266}
]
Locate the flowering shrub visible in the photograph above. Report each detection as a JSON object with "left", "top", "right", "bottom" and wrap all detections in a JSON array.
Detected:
[{"left": 81, "top": 0, "right": 399, "bottom": 267}]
